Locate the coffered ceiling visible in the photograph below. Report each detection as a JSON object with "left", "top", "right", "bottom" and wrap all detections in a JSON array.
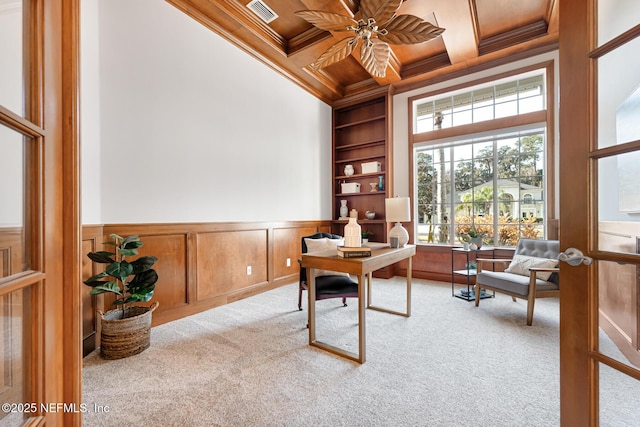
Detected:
[{"left": 167, "top": 0, "right": 558, "bottom": 104}]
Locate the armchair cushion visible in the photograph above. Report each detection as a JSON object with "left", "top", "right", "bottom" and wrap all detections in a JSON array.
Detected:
[
  {"left": 505, "top": 255, "right": 558, "bottom": 281},
  {"left": 477, "top": 271, "right": 559, "bottom": 296},
  {"left": 303, "top": 237, "right": 349, "bottom": 277}
]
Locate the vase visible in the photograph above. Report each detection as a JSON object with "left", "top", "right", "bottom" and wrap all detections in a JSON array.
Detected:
[
  {"left": 378, "top": 175, "right": 384, "bottom": 191},
  {"left": 344, "top": 217, "right": 361, "bottom": 247},
  {"left": 470, "top": 237, "right": 483, "bottom": 248},
  {"left": 344, "top": 164, "right": 354, "bottom": 176},
  {"left": 339, "top": 200, "right": 348, "bottom": 218}
]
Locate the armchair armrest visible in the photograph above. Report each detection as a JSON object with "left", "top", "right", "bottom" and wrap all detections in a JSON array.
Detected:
[{"left": 528, "top": 267, "right": 560, "bottom": 272}]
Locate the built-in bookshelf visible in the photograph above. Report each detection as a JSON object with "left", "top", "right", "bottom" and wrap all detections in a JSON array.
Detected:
[{"left": 331, "top": 87, "right": 393, "bottom": 244}]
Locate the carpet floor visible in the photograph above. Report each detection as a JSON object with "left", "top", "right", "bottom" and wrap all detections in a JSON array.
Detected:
[{"left": 82, "top": 278, "right": 639, "bottom": 426}]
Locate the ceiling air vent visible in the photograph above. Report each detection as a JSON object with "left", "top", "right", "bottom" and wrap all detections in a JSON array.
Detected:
[{"left": 246, "top": 0, "right": 278, "bottom": 24}]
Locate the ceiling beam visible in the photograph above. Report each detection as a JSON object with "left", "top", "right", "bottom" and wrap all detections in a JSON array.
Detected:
[{"left": 430, "top": 0, "right": 479, "bottom": 64}]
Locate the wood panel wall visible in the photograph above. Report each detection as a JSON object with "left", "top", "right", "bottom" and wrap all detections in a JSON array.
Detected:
[
  {"left": 0, "top": 228, "right": 23, "bottom": 278},
  {"left": 598, "top": 221, "right": 640, "bottom": 368},
  {"left": 80, "top": 221, "right": 333, "bottom": 333}
]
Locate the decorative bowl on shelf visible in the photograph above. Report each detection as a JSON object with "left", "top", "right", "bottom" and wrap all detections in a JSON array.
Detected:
[{"left": 365, "top": 211, "right": 375, "bottom": 219}]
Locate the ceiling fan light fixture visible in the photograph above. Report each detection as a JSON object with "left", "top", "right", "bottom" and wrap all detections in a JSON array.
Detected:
[{"left": 296, "top": 0, "right": 444, "bottom": 79}]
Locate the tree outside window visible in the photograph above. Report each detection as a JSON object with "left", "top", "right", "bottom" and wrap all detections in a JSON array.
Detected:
[{"left": 416, "top": 132, "right": 545, "bottom": 247}]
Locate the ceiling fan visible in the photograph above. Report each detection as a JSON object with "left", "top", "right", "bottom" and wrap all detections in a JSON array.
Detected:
[{"left": 295, "top": 0, "right": 445, "bottom": 78}]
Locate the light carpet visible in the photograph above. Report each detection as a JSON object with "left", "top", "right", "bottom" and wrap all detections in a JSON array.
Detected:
[{"left": 82, "top": 278, "right": 639, "bottom": 426}]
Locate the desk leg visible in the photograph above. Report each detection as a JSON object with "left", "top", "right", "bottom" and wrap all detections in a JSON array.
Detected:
[
  {"left": 308, "top": 268, "right": 364, "bottom": 363},
  {"left": 406, "top": 256, "right": 412, "bottom": 317},
  {"left": 308, "top": 268, "right": 316, "bottom": 344},
  {"left": 366, "top": 259, "right": 412, "bottom": 318},
  {"left": 358, "top": 274, "right": 366, "bottom": 363}
]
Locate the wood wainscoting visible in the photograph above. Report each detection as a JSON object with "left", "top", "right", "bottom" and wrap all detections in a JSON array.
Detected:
[
  {"left": 598, "top": 221, "right": 640, "bottom": 368},
  {"left": 80, "top": 221, "right": 331, "bottom": 355}
]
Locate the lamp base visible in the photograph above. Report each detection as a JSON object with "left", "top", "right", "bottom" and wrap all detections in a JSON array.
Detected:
[{"left": 389, "top": 222, "right": 409, "bottom": 247}]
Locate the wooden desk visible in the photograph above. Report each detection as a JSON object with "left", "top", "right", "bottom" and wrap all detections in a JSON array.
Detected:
[{"left": 300, "top": 244, "right": 416, "bottom": 363}]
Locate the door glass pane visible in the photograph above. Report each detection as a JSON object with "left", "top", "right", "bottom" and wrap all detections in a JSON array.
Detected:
[
  {"left": 597, "top": 36, "right": 640, "bottom": 149},
  {"left": 599, "top": 362, "right": 640, "bottom": 425},
  {"left": 0, "top": 0, "right": 24, "bottom": 116},
  {"left": 0, "top": 124, "right": 28, "bottom": 276},
  {"left": 598, "top": 0, "right": 640, "bottom": 47},
  {"left": 0, "top": 287, "right": 32, "bottom": 426}
]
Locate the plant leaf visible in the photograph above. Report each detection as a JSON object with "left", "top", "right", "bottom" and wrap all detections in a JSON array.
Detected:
[
  {"left": 122, "top": 235, "right": 140, "bottom": 245},
  {"left": 312, "top": 37, "right": 358, "bottom": 70},
  {"left": 106, "top": 261, "right": 133, "bottom": 283},
  {"left": 88, "top": 281, "right": 122, "bottom": 295},
  {"left": 360, "top": 0, "right": 401, "bottom": 27},
  {"left": 130, "top": 256, "right": 158, "bottom": 274},
  {"left": 119, "top": 248, "right": 139, "bottom": 257},
  {"left": 295, "top": 10, "right": 357, "bottom": 32},
  {"left": 87, "top": 251, "right": 115, "bottom": 264},
  {"left": 122, "top": 235, "right": 143, "bottom": 253},
  {"left": 127, "top": 269, "right": 158, "bottom": 301},
  {"left": 124, "top": 290, "right": 154, "bottom": 303},
  {"left": 360, "top": 39, "right": 389, "bottom": 78},
  {"left": 378, "top": 15, "right": 445, "bottom": 45},
  {"left": 84, "top": 272, "right": 108, "bottom": 285}
]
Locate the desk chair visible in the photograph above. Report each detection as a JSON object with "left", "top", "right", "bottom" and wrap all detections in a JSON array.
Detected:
[{"left": 298, "top": 232, "right": 358, "bottom": 311}]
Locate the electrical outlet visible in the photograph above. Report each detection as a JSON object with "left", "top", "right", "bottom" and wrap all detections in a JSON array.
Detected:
[
  {"left": 246, "top": 266, "right": 252, "bottom": 275},
  {"left": 286, "top": 258, "right": 291, "bottom": 267}
]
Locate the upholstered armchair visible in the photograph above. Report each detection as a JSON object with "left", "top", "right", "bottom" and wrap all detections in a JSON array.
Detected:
[{"left": 475, "top": 239, "right": 560, "bottom": 326}]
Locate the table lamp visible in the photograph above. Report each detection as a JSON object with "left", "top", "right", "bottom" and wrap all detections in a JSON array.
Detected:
[{"left": 385, "top": 196, "right": 411, "bottom": 247}]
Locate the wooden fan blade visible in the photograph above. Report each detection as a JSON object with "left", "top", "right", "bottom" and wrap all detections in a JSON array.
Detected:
[
  {"left": 360, "top": 39, "right": 390, "bottom": 78},
  {"left": 359, "top": 0, "right": 402, "bottom": 27},
  {"left": 295, "top": 10, "right": 358, "bottom": 32},
  {"left": 312, "top": 37, "right": 358, "bottom": 70},
  {"left": 378, "top": 14, "right": 445, "bottom": 45}
]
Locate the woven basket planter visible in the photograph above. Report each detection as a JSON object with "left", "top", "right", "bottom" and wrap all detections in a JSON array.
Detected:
[{"left": 98, "top": 301, "right": 159, "bottom": 360}]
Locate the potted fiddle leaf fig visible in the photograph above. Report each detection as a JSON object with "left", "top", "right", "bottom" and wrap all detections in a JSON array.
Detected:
[{"left": 84, "top": 233, "right": 159, "bottom": 359}]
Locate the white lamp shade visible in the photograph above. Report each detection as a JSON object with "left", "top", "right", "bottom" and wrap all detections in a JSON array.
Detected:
[
  {"left": 385, "top": 197, "right": 411, "bottom": 223},
  {"left": 385, "top": 197, "right": 411, "bottom": 247}
]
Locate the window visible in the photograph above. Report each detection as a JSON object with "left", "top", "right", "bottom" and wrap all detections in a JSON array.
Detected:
[
  {"left": 411, "top": 67, "right": 551, "bottom": 247},
  {"left": 414, "top": 74, "right": 544, "bottom": 133}
]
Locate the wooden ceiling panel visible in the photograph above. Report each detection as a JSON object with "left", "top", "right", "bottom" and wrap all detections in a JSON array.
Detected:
[
  {"left": 250, "top": 0, "right": 313, "bottom": 39},
  {"left": 473, "top": 0, "right": 551, "bottom": 39},
  {"left": 167, "top": 0, "right": 559, "bottom": 104}
]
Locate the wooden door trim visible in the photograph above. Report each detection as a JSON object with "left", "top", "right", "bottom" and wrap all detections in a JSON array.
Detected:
[
  {"left": 61, "top": 0, "right": 82, "bottom": 424},
  {"left": 558, "top": 0, "right": 595, "bottom": 424}
]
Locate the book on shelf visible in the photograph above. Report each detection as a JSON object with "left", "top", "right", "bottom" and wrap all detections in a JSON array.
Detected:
[{"left": 337, "top": 246, "right": 372, "bottom": 258}]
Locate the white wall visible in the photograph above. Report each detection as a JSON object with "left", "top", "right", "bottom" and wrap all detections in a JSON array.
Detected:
[
  {"left": 81, "top": 0, "right": 331, "bottom": 224},
  {"left": 0, "top": 3, "right": 23, "bottom": 226},
  {"left": 80, "top": 0, "right": 101, "bottom": 224}
]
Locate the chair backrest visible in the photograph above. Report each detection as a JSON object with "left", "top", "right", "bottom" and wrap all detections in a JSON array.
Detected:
[
  {"left": 515, "top": 238, "right": 559, "bottom": 259},
  {"left": 300, "top": 232, "right": 343, "bottom": 283},
  {"left": 301, "top": 232, "right": 343, "bottom": 254},
  {"left": 515, "top": 238, "right": 560, "bottom": 284}
]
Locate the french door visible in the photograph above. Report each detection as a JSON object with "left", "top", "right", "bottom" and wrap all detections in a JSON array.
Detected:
[
  {"left": 559, "top": 0, "right": 640, "bottom": 424},
  {"left": 0, "top": 0, "right": 81, "bottom": 425}
]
